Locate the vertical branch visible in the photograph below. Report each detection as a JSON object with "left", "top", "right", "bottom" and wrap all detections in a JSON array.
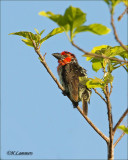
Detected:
[{"left": 105, "top": 84, "right": 114, "bottom": 160}]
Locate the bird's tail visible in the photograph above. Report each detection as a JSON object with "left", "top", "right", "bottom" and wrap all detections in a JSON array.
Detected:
[{"left": 82, "top": 98, "right": 88, "bottom": 116}]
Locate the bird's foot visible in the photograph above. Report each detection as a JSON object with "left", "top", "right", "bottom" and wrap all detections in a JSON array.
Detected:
[
  {"left": 72, "top": 102, "right": 78, "bottom": 108},
  {"left": 62, "top": 90, "right": 67, "bottom": 96}
]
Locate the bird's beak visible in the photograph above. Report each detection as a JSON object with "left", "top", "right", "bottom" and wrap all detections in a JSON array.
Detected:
[{"left": 52, "top": 53, "right": 63, "bottom": 60}]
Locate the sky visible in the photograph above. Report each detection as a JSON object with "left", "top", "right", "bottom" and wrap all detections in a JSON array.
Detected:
[{"left": 1, "top": 1, "right": 127, "bottom": 159}]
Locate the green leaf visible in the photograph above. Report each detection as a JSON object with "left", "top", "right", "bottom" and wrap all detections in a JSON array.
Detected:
[
  {"left": 39, "top": 11, "right": 54, "bottom": 17},
  {"left": 34, "top": 28, "right": 39, "bottom": 34},
  {"left": 112, "top": 0, "right": 121, "bottom": 8},
  {"left": 103, "top": 0, "right": 111, "bottom": 5},
  {"left": 64, "top": 6, "right": 86, "bottom": 29},
  {"left": 122, "top": 0, "right": 128, "bottom": 6},
  {"left": 103, "top": 59, "right": 109, "bottom": 68},
  {"left": 79, "top": 76, "right": 89, "bottom": 85},
  {"left": 111, "top": 46, "right": 128, "bottom": 59},
  {"left": 91, "top": 45, "right": 109, "bottom": 53},
  {"left": 84, "top": 45, "right": 128, "bottom": 73},
  {"left": 86, "top": 56, "right": 93, "bottom": 61},
  {"left": 9, "top": 31, "right": 37, "bottom": 41},
  {"left": 86, "top": 77, "right": 105, "bottom": 89},
  {"left": 83, "top": 45, "right": 109, "bottom": 61},
  {"left": 39, "top": 6, "right": 86, "bottom": 31},
  {"left": 111, "top": 0, "right": 122, "bottom": 14},
  {"left": 92, "top": 60, "right": 102, "bottom": 72},
  {"left": 118, "top": 125, "right": 128, "bottom": 134},
  {"left": 104, "top": 72, "right": 114, "bottom": 84},
  {"left": 39, "top": 6, "right": 86, "bottom": 40},
  {"left": 104, "top": 0, "right": 123, "bottom": 14},
  {"left": 39, "top": 11, "right": 69, "bottom": 31},
  {"left": 40, "top": 29, "right": 45, "bottom": 35},
  {"left": 40, "top": 27, "right": 64, "bottom": 44},
  {"left": 21, "top": 39, "right": 34, "bottom": 47},
  {"left": 74, "top": 24, "right": 111, "bottom": 35},
  {"left": 90, "top": 45, "right": 128, "bottom": 59}
]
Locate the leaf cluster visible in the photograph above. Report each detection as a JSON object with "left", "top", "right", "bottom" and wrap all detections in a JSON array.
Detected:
[
  {"left": 39, "top": 6, "right": 110, "bottom": 41},
  {"left": 81, "top": 45, "right": 128, "bottom": 89},
  {"left": 84, "top": 45, "right": 128, "bottom": 72},
  {"left": 9, "top": 28, "right": 64, "bottom": 48},
  {"left": 9, "top": 5, "right": 127, "bottom": 91}
]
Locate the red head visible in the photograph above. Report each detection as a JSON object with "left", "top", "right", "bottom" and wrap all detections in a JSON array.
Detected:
[{"left": 52, "top": 51, "right": 77, "bottom": 66}]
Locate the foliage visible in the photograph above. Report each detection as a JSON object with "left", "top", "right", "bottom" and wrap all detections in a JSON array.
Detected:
[
  {"left": 86, "top": 77, "right": 105, "bottom": 89},
  {"left": 103, "top": 0, "right": 128, "bottom": 14},
  {"left": 74, "top": 24, "right": 110, "bottom": 35},
  {"left": 83, "top": 45, "right": 128, "bottom": 72},
  {"left": 118, "top": 125, "right": 128, "bottom": 134},
  {"left": 9, "top": 5, "right": 127, "bottom": 91},
  {"left": 9, "top": 27, "right": 64, "bottom": 48},
  {"left": 39, "top": 5, "right": 110, "bottom": 41},
  {"left": 82, "top": 45, "right": 127, "bottom": 89}
]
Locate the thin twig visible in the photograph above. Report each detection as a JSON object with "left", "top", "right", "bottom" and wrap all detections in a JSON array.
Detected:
[
  {"left": 29, "top": 34, "right": 109, "bottom": 143},
  {"left": 123, "top": 65, "right": 128, "bottom": 72},
  {"left": 111, "top": 13, "right": 128, "bottom": 52},
  {"left": 114, "top": 132, "right": 125, "bottom": 147},
  {"left": 77, "top": 106, "right": 109, "bottom": 143},
  {"left": 72, "top": 41, "right": 128, "bottom": 64},
  {"left": 118, "top": 7, "right": 128, "bottom": 21},
  {"left": 113, "top": 108, "right": 128, "bottom": 134},
  {"left": 43, "top": 52, "right": 47, "bottom": 58},
  {"left": 110, "top": 84, "right": 113, "bottom": 95},
  {"left": 93, "top": 88, "right": 107, "bottom": 103}
]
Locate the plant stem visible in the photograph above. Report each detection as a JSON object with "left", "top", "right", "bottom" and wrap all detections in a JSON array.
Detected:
[
  {"left": 111, "top": 13, "right": 128, "bottom": 52},
  {"left": 114, "top": 132, "right": 125, "bottom": 147},
  {"left": 105, "top": 84, "right": 114, "bottom": 160},
  {"left": 118, "top": 7, "right": 128, "bottom": 21},
  {"left": 93, "top": 88, "right": 107, "bottom": 103},
  {"left": 71, "top": 41, "right": 128, "bottom": 64},
  {"left": 113, "top": 108, "right": 128, "bottom": 134}
]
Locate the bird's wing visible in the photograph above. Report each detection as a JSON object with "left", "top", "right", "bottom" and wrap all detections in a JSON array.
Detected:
[{"left": 65, "top": 63, "right": 79, "bottom": 102}]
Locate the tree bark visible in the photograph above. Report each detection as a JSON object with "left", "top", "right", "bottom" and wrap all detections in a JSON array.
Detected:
[
  {"left": 107, "top": 142, "right": 114, "bottom": 160},
  {"left": 105, "top": 85, "right": 114, "bottom": 160}
]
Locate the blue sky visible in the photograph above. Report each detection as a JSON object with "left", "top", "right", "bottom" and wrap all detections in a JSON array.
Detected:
[{"left": 1, "top": 1, "right": 127, "bottom": 159}]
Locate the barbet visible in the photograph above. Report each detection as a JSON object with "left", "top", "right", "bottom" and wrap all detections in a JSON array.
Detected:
[{"left": 52, "top": 51, "right": 91, "bottom": 115}]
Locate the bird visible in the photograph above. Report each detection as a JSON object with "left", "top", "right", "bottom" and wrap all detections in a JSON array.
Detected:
[{"left": 52, "top": 51, "right": 91, "bottom": 115}]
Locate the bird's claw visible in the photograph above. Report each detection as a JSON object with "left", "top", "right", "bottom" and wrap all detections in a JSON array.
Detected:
[{"left": 62, "top": 90, "right": 67, "bottom": 96}]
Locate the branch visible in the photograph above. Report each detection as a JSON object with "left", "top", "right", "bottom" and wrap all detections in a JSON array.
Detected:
[
  {"left": 29, "top": 34, "right": 64, "bottom": 91},
  {"left": 29, "top": 35, "right": 109, "bottom": 143},
  {"left": 111, "top": 13, "right": 128, "bottom": 52},
  {"left": 113, "top": 108, "right": 128, "bottom": 134},
  {"left": 77, "top": 106, "right": 109, "bottom": 143},
  {"left": 93, "top": 88, "right": 107, "bottom": 103},
  {"left": 123, "top": 65, "right": 128, "bottom": 72},
  {"left": 118, "top": 7, "right": 128, "bottom": 21},
  {"left": 105, "top": 85, "right": 114, "bottom": 159},
  {"left": 114, "top": 132, "right": 125, "bottom": 148},
  {"left": 72, "top": 41, "right": 128, "bottom": 64},
  {"left": 110, "top": 83, "right": 113, "bottom": 95}
]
